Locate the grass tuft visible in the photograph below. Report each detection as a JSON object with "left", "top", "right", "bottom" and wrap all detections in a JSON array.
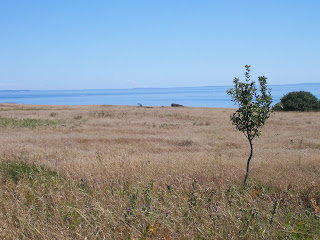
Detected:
[
  {"left": 0, "top": 161, "right": 57, "bottom": 183},
  {"left": 0, "top": 118, "right": 62, "bottom": 128}
]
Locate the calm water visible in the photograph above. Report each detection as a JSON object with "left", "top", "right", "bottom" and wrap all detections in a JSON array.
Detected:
[{"left": 1, "top": 83, "right": 320, "bottom": 108}]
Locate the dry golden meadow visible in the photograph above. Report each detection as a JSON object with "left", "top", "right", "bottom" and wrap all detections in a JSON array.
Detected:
[{"left": 0, "top": 103, "right": 319, "bottom": 239}]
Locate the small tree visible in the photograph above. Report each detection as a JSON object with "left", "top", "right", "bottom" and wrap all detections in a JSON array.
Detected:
[{"left": 227, "top": 65, "right": 272, "bottom": 185}]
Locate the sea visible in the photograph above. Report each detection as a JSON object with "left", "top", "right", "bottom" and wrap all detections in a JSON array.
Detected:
[{"left": 1, "top": 83, "right": 320, "bottom": 108}]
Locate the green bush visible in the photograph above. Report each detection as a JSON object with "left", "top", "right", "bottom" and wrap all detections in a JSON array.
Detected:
[
  {"left": 271, "top": 102, "right": 283, "bottom": 111},
  {"left": 277, "top": 91, "right": 319, "bottom": 111}
]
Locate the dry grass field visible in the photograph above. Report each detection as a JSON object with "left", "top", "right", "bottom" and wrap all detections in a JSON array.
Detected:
[{"left": 0, "top": 103, "right": 319, "bottom": 239}]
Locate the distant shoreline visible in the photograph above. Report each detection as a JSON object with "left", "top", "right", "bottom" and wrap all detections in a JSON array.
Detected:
[
  {"left": 0, "top": 83, "right": 319, "bottom": 108},
  {"left": 0, "top": 103, "right": 233, "bottom": 109}
]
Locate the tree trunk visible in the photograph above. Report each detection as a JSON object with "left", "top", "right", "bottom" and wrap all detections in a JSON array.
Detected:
[{"left": 243, "top": 139, "right": 253, "bottom": 186}]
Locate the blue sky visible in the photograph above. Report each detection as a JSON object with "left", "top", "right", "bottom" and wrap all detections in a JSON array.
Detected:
[{"left": 0, "top": 0, "right": 319, "bottom": 90}]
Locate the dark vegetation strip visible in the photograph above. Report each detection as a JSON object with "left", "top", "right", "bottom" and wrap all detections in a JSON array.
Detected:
[{"left": 0, "top": 118, "right": 63, "bottom": 128}]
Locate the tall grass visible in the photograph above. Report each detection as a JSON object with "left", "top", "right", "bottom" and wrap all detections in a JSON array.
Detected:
[{"left": 0, "top": 104, "right": 319, "bottom": 239}]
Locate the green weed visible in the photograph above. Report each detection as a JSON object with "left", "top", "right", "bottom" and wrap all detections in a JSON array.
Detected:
[
  {"left": 0, "top": 161, "right": 57, "bottom": 184},
  {"left": 0, "top": 118, "right": 62, "bottom": 128},
  {"left": 90, "top": 111, "right": 113, "bottom": 118}
]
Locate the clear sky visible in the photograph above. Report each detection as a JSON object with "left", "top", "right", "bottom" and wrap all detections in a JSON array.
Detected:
[{"left": 0, "top": 0, "right": 319, "bottom": 90}]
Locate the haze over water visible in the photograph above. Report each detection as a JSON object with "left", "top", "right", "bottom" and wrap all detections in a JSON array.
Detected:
[{"left": 1, "top": 83, "right": 320, "bottom": 108}]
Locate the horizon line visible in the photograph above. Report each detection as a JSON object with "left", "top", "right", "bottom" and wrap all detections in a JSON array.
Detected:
[{"left": 0, "top": 82, "right": 319, "bottom": 92}]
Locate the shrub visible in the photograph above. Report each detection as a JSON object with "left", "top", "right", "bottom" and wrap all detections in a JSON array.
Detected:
[
  {"left": 279, "top": 91, "right": 319, "bottom": 111},
  {"left": 272, "top": 102, "right": 283, "bottom": 111},
  {"left": 171, "top": 103, "right": 184, "bottom": 107}
]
